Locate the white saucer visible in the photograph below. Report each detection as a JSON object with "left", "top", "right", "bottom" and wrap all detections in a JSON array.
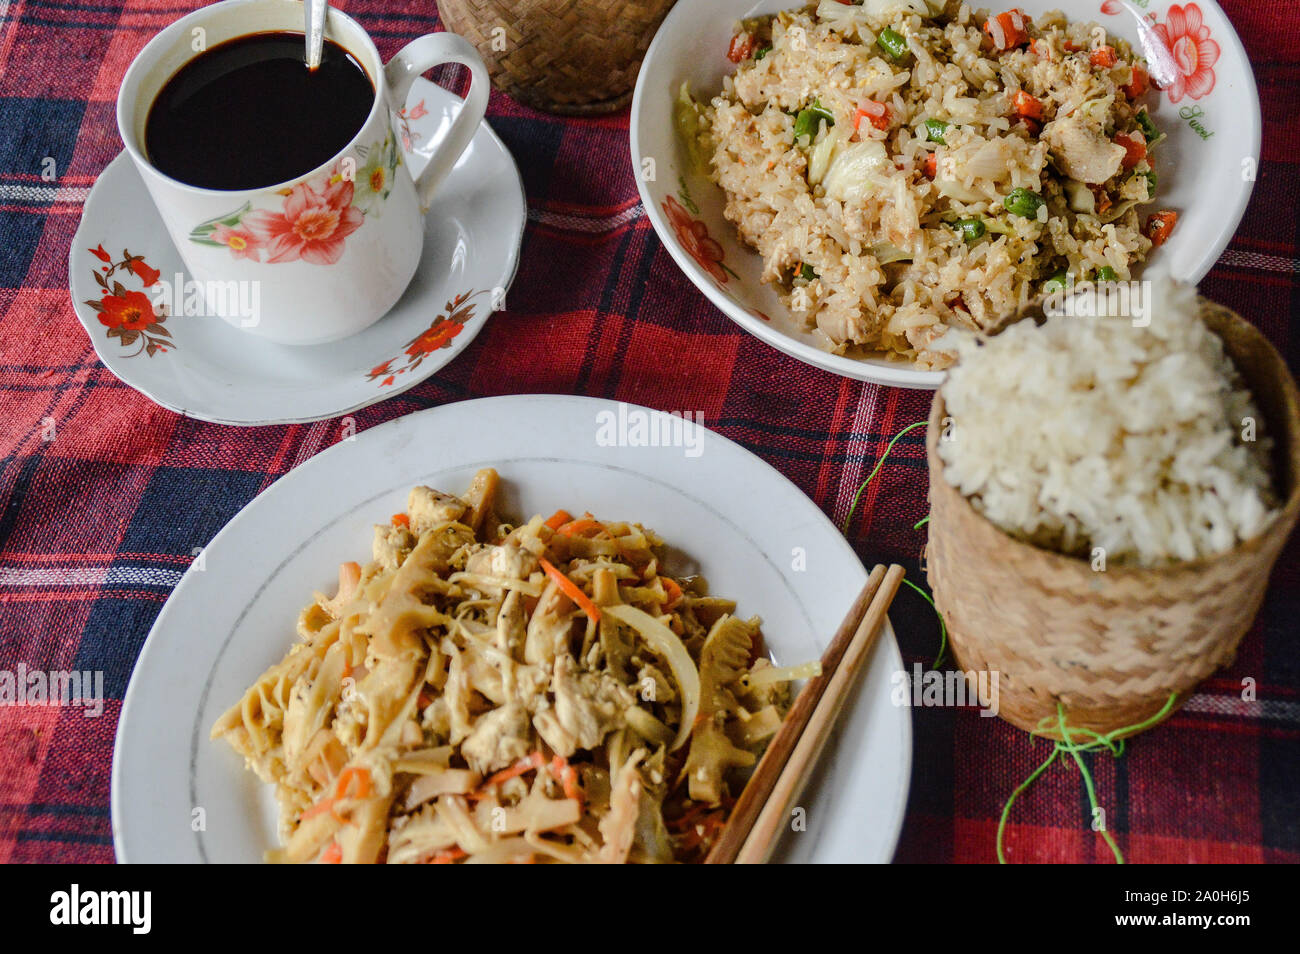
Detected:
[{"left": 69, "top": 78, "right": 526, "bottom": 426}]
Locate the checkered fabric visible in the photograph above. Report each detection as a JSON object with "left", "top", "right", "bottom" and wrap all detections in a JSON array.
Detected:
[{"left": 0, "top": 0, "right": 1294, "bottom": 863}]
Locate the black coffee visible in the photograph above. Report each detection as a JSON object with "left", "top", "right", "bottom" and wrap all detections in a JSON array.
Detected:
[{"left": 145, "top": 31, "right": 374, "bottom": 191}]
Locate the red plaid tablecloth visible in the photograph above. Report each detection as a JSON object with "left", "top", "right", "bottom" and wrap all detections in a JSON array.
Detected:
[{"left": 0, "top": 0, "right": 1294, "bottom": 864}]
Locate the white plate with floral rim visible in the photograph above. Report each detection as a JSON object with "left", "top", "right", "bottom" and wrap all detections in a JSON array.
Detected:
[
  {"left": 69, "top": 77, "right": 525, "bottom": 426},
  {"left": 111, "top": 395, "right": 912, "bottom": 863},
  {"left": 631, "top": 0, "right": 1259, "bottom": 389}
]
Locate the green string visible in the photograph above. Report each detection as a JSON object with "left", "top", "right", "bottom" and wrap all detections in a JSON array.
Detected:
[
  {"left": 838, "top": 419, "right": 946, "bottom": 668},
  {"left": 840, "top": 420, "right": 928, "bottom": 534},
  {"left": 900, "top": 577, "right": 947, "bottom": 669},
  {"left": 996, "top": 693, "right": 1178, "bottom": 864}
]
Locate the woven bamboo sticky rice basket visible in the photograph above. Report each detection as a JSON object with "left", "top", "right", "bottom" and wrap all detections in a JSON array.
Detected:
[
  {"left": 436, "top": 0, "right": 677, "bottom": 114},
  {"left": 925, "top": 300, "right": 1300, "bottom": 738}
]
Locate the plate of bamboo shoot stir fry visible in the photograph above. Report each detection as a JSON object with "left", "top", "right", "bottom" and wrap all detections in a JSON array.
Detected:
[{"left": 113, "top": 395, "right": 911, "bottom": 863}]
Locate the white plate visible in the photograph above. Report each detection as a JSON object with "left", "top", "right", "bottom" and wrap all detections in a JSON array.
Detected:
[
  {"left": 69, "top": 78, "right": 526, "bottom": 425},
  {"left": 112, "top": 395, "right": 911, "bottom": 864},
  {"left": 631, "top": 0, "right": 1260, "bottom": 389}
]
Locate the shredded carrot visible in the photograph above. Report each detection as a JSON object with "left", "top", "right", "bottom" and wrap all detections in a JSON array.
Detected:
[
  {"left": 662, "top": 576, "right": 683, "bottom": 610},
  {"left": 320, "top": 841, "right": 343, "bottom": 864},
  {"left": 1115, "top": 131, "right": 1146, "bottom": 170},
  {"left": 391, "top": 513, "right": 410, "bottom": 528},
  {"left": 556, "top": 517, "right": 603, "bottom": 537},
  {"left": 539, "top": 557, "right": 602, "bottom": 623},
  {"left": 417, "top": 690, "right": 433, "bottom": 709},
  {"left": 544, "top": 509, "right": 572, "bottom": 530},
  {"left": 550, "top": 755, "right": 584, "bottom": 804},
  {"left": 1090, "top": 45, "right": 1117, "bottom": 69},
  {"left": 1144, "top": 210, "right": 1178, "bottom": 247},
  {"left": 336, "top": 766, "right": 371, "bottom": 801},
  {"left": 430, "top": 846, "right": 468, "bottom": 864},
  {"left": 923, "top": 152, "right": 938, "bottom": 179},
  {"left": 1012, "top": 90, "right": 1043, "bottom": 121},
  {"left": 482, "top": 751, "right": 546, "bottom": 789},
  {"left": 300, "top": 797, "right": 337, "bottom": 821}
]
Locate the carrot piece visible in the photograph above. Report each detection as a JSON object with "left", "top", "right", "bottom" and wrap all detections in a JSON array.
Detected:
[
  {"left": 430, "top": 847, "right": 468, "bottom": 864},
  {"left": 661, "top": 576, "right": 683, "bottom": 610},
  {"left": 853, "top": 101, "right": 890, "bottom": 133},
  {"left": 320, "top": 841, "right": 343, "bottom": 864},
  {"left": 1144, "top": 210, "right": 1178, "bottom": 247},
  {"left": 336, "top": 766, "right": 371, "bottom": 800},
  {"left": 1122, "top": 64, "right": 1149, "bottom": 99},
  {"left": 727, "top": 32, "right": 754, "bottom": 63},
  {"left": 539, "top": 557, "right": 602, "bottom": 623},
  {"left": 544, "top": 509, "right": 572, "bottom": 530},
  {"left": 550, "top": 755, "right": 584, "bottom": 804},
  {"left": 391, "top": 513, "right": 410, "bottom": 528},
  {"left": 983, "top": 9, "right": 1030, "bottom": 51},
  {"left": 923, "top": 152, "right": 938, "bottom": 179},
  {"left": 482, "top": 751, "right": 546, "bottom": 789},
  {"left": 300, "top": 796, "right": 337, "bottom": 821},
  {"left": 1012, "top": 90, "right": 1043, "bottom": 121},
  {"left": 1090, "top": 45, "right": 1117, "bottom": 68},
  {"left": 556, "top": 517, "right": 603, "bottom": 537},
  {"left": 1115, "top": 131, "right": 1146, "bottom": 170}
]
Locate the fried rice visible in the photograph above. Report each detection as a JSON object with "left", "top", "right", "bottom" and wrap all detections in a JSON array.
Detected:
[{"left": 686, "top": 1, "right": 1172, "bottom": 369}]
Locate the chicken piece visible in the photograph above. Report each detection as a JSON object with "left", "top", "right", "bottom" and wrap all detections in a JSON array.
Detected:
[
  {"left": 407, "top": 485, "right": 468, "bottom": 534},
  {"left": 496, "top": 589, "right": 526, "bottom": 657},
  {"left": 460, "top": 703, "right": 533, "bottom": 775},
  {"left": 524, "top": 579, "right": 573, "bottom": 668},
  {"left": 597, "top": 749, "right": 645, "bottom": 863},
  {"left": 1042, "top": 115, "right": 1126, "bottom": 184},
  {"left": 371, "top": 524, "right": 415, "bottom": 570},
  {"left": 465, "top": 540, "right": 538, "bottom": 581},
  {"left": 532, "top": 655, "right": 633, "bottom": 757}
]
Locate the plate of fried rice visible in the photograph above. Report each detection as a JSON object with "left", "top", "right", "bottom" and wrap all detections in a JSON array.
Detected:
[{"left": 631, "top": 1, "right": 1259, "bottom": 387}]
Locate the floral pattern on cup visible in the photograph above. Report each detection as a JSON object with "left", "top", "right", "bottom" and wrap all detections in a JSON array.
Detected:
[
  {"left": 189, "top": 132, "right": 402, "bottom": 264},
  {"left": 82, "top": 244, "right": 174, "bottom": 357},
  {"left": 367, "top": 289, "right": 481, "bottom": 386},
  {"left": 397, "top": 99, "right": 428, "bottom": 152},
  {"left": 661, "top": 195, "right": 732, "bottom": 285},
  {"left": 1101, "top": 1, "right": 1219, "bottom": 103}
]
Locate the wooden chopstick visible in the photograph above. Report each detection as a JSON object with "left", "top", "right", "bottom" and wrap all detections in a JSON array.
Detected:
[
  {"left": 733, "top": 563, "right": 906, "bottom": 864},
  {"left": 703, "top": 563, "right": 888, "bottom": 864}
]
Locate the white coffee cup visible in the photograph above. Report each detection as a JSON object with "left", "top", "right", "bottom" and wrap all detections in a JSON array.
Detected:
[{"left": 116, "top": 0, "right": 489, "bottom": 345}]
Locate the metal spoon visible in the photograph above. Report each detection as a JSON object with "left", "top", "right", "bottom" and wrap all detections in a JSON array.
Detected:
[{"left": 305, "top": 0, "right": 327, "bottom": 71}]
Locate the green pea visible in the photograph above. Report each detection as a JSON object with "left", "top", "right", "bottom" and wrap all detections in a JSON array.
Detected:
[
  {"left": 1042, "top": 269, "right": 1071, "bottom": 294},
  {"left": 1004, "top": 187, "right": 1045, "bottom": 218},
  {"left": 954, "top": 218, "right": 987, "bottom": 243},
  {"left": 1097, "top": 265, "right": 1117, "bottom": 282},
  {"left": 877, "top": 28, "right": 909, "bottom": 61},
  {"left": 924, "top": 118, "right": 950, "bottom": 145}
]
